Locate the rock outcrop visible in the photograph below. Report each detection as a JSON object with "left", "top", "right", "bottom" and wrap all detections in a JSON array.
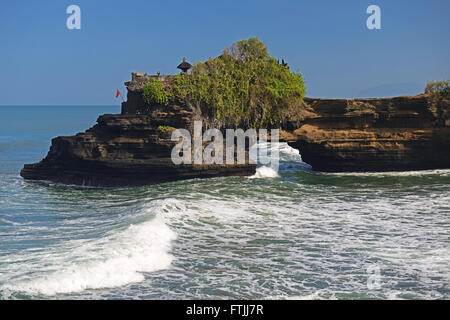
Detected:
[
  {"left": 285, "top": 96, "right": 450, "bottom": 171},
  {"left": 20, "top": 76, "right": 256, "bottom": 187},
  {"left": 20, "top": 72, "right": 450, "bottom": 186}
]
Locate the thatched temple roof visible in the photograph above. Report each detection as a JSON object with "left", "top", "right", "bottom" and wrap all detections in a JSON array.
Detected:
[{"left": 177, "top": 57, "right": 192, "bottom": 72}]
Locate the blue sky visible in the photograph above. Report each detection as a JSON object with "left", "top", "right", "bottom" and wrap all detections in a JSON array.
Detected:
[{"left": 0, "top": 0, "right": 449, "bottom": 105}]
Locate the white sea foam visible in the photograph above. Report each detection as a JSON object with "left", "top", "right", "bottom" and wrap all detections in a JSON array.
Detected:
[
  {"left": 248, "top": 142, "right": 307, "bottom": 178},
  {"left": 266, "top": 292, "right": 339, "bottom": 300},
  {"left": 250, "top": 142, "right": 304, "bottom": 163},
  {"left": 0, "top": 218, "right": 20, "bottom": 225},
  {"left": 278, "top": 143, "right": 302, "bottom": 158},
  {"left": 2, "top": 209, "right": 177, "bottom": 296},
  {"left": 249, "top": 166, "right": 280, "bottom": 179},
  {"left": 324, "top": 169, "right": 450, "bottom": 177}
]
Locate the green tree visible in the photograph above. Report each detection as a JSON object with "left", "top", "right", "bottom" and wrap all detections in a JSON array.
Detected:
[
  {"left": 142, "top": 78, "right": 168, "bottom": 106},
  {"left": 169, "top": 37, "right": 306, "bottom": 128},
  {"left": 425, "top": 80, "right": 450, "bottom": 99}
]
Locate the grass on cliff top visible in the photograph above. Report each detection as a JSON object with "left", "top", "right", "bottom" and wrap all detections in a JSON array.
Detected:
[
  {"left": 148, "top": 38, "right": 306, "bottom": 129},
  {"left": 425, "top": 80, "right": 450, "bottom": 99}
]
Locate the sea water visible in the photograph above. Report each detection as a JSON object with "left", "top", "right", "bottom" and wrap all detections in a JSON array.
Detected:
[{"left": 0, "top": 106, "right": 448, "bottom": 299}]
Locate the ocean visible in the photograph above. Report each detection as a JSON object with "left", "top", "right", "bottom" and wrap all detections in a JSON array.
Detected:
[{"left": 0, "top": 106, "right": 448, "bottom": 299}]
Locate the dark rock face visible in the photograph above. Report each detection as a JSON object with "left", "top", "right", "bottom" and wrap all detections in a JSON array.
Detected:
[
  {"left": 286, "top": 96, "right": 450, "bottom": 171},
  {"left": 20, "top": 73, "right": 450, "bottom": 186},
  {"left": 20, "top": 78, "right": 256, "bottom": 187},
  {"left": 20, "top": 113, "right": 255, "bottom": 187}
]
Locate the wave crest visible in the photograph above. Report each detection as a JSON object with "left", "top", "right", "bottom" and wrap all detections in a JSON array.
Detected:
[{"left": 2, "top": 207, "right": 177, "bottom": 296}]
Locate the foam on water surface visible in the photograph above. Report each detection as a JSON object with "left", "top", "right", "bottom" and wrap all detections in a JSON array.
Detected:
[
  {"left": 0, "top": 110, "right": 449, "bottom": 299},
  {"left": 1, "top": 206, "right": 176, "bottom": 296}
]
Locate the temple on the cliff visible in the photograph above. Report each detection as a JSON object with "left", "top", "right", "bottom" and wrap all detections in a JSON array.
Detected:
[
  {"left": 20, "top": 64, "right": 450, "bottom": 186},
  {"left": 177, "top": 57, "right": 192, "bottom": 73},
  {"left": 127, "top": 58, "right": 192, "bottom": 89}
]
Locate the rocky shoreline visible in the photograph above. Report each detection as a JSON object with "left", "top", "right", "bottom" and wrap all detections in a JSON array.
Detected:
[
  {"left": 20, "top": 108, "right": 255, "bottom": 187},
  {"left": 286, "top": 95, "right": 450, "bottom": 172},
  {"left": 20, "top": 74, "right": 450, "bottom": 187}
]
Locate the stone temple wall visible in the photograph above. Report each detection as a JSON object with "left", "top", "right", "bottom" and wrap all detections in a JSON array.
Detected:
[{"left": 122, "top": 72, "right": 176, "bottom": 115}]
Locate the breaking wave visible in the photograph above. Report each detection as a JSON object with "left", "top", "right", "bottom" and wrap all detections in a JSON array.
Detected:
[
  {"left": 249, "top": 166, "right": 280, "bottom": 179},
  {"left": 1, "top": 204, "right": 177, "bottom": 296}
]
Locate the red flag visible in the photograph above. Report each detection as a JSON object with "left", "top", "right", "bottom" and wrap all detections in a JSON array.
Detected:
[{"left": 115, "top": 89, "right": 120, "bottom": 98}]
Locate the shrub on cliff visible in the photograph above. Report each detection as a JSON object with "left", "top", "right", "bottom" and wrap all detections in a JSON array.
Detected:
[
  {"left": 142, "top": 78, "right": 169, "bottom": 106},
  {"left": 425, "top": 80, "right": 449, "bottom": 99},
  {"left": 169, "top": 38, "right": 306, "bottom": 128},
  {"left": 157, "top": 125, "right": 173, "bottom": 133}
]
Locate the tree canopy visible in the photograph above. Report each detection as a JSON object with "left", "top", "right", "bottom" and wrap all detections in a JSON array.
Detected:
[
  {"left": 425, "top": 80, "right": 449, "bottom": 99},
  {"left": 169, "top": 37, "right": 306, "bottom": 128}
]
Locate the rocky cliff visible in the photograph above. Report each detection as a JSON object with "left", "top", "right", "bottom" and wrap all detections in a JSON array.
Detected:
[
  {"left": 20, "top": 77, "right": 256, "bottom": 187},
  {"left": 20, "top": 74, "right": 450, "bottom": 186},
  {"left": 285, "top": 95, "right": 450, "bottom": 171}
]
